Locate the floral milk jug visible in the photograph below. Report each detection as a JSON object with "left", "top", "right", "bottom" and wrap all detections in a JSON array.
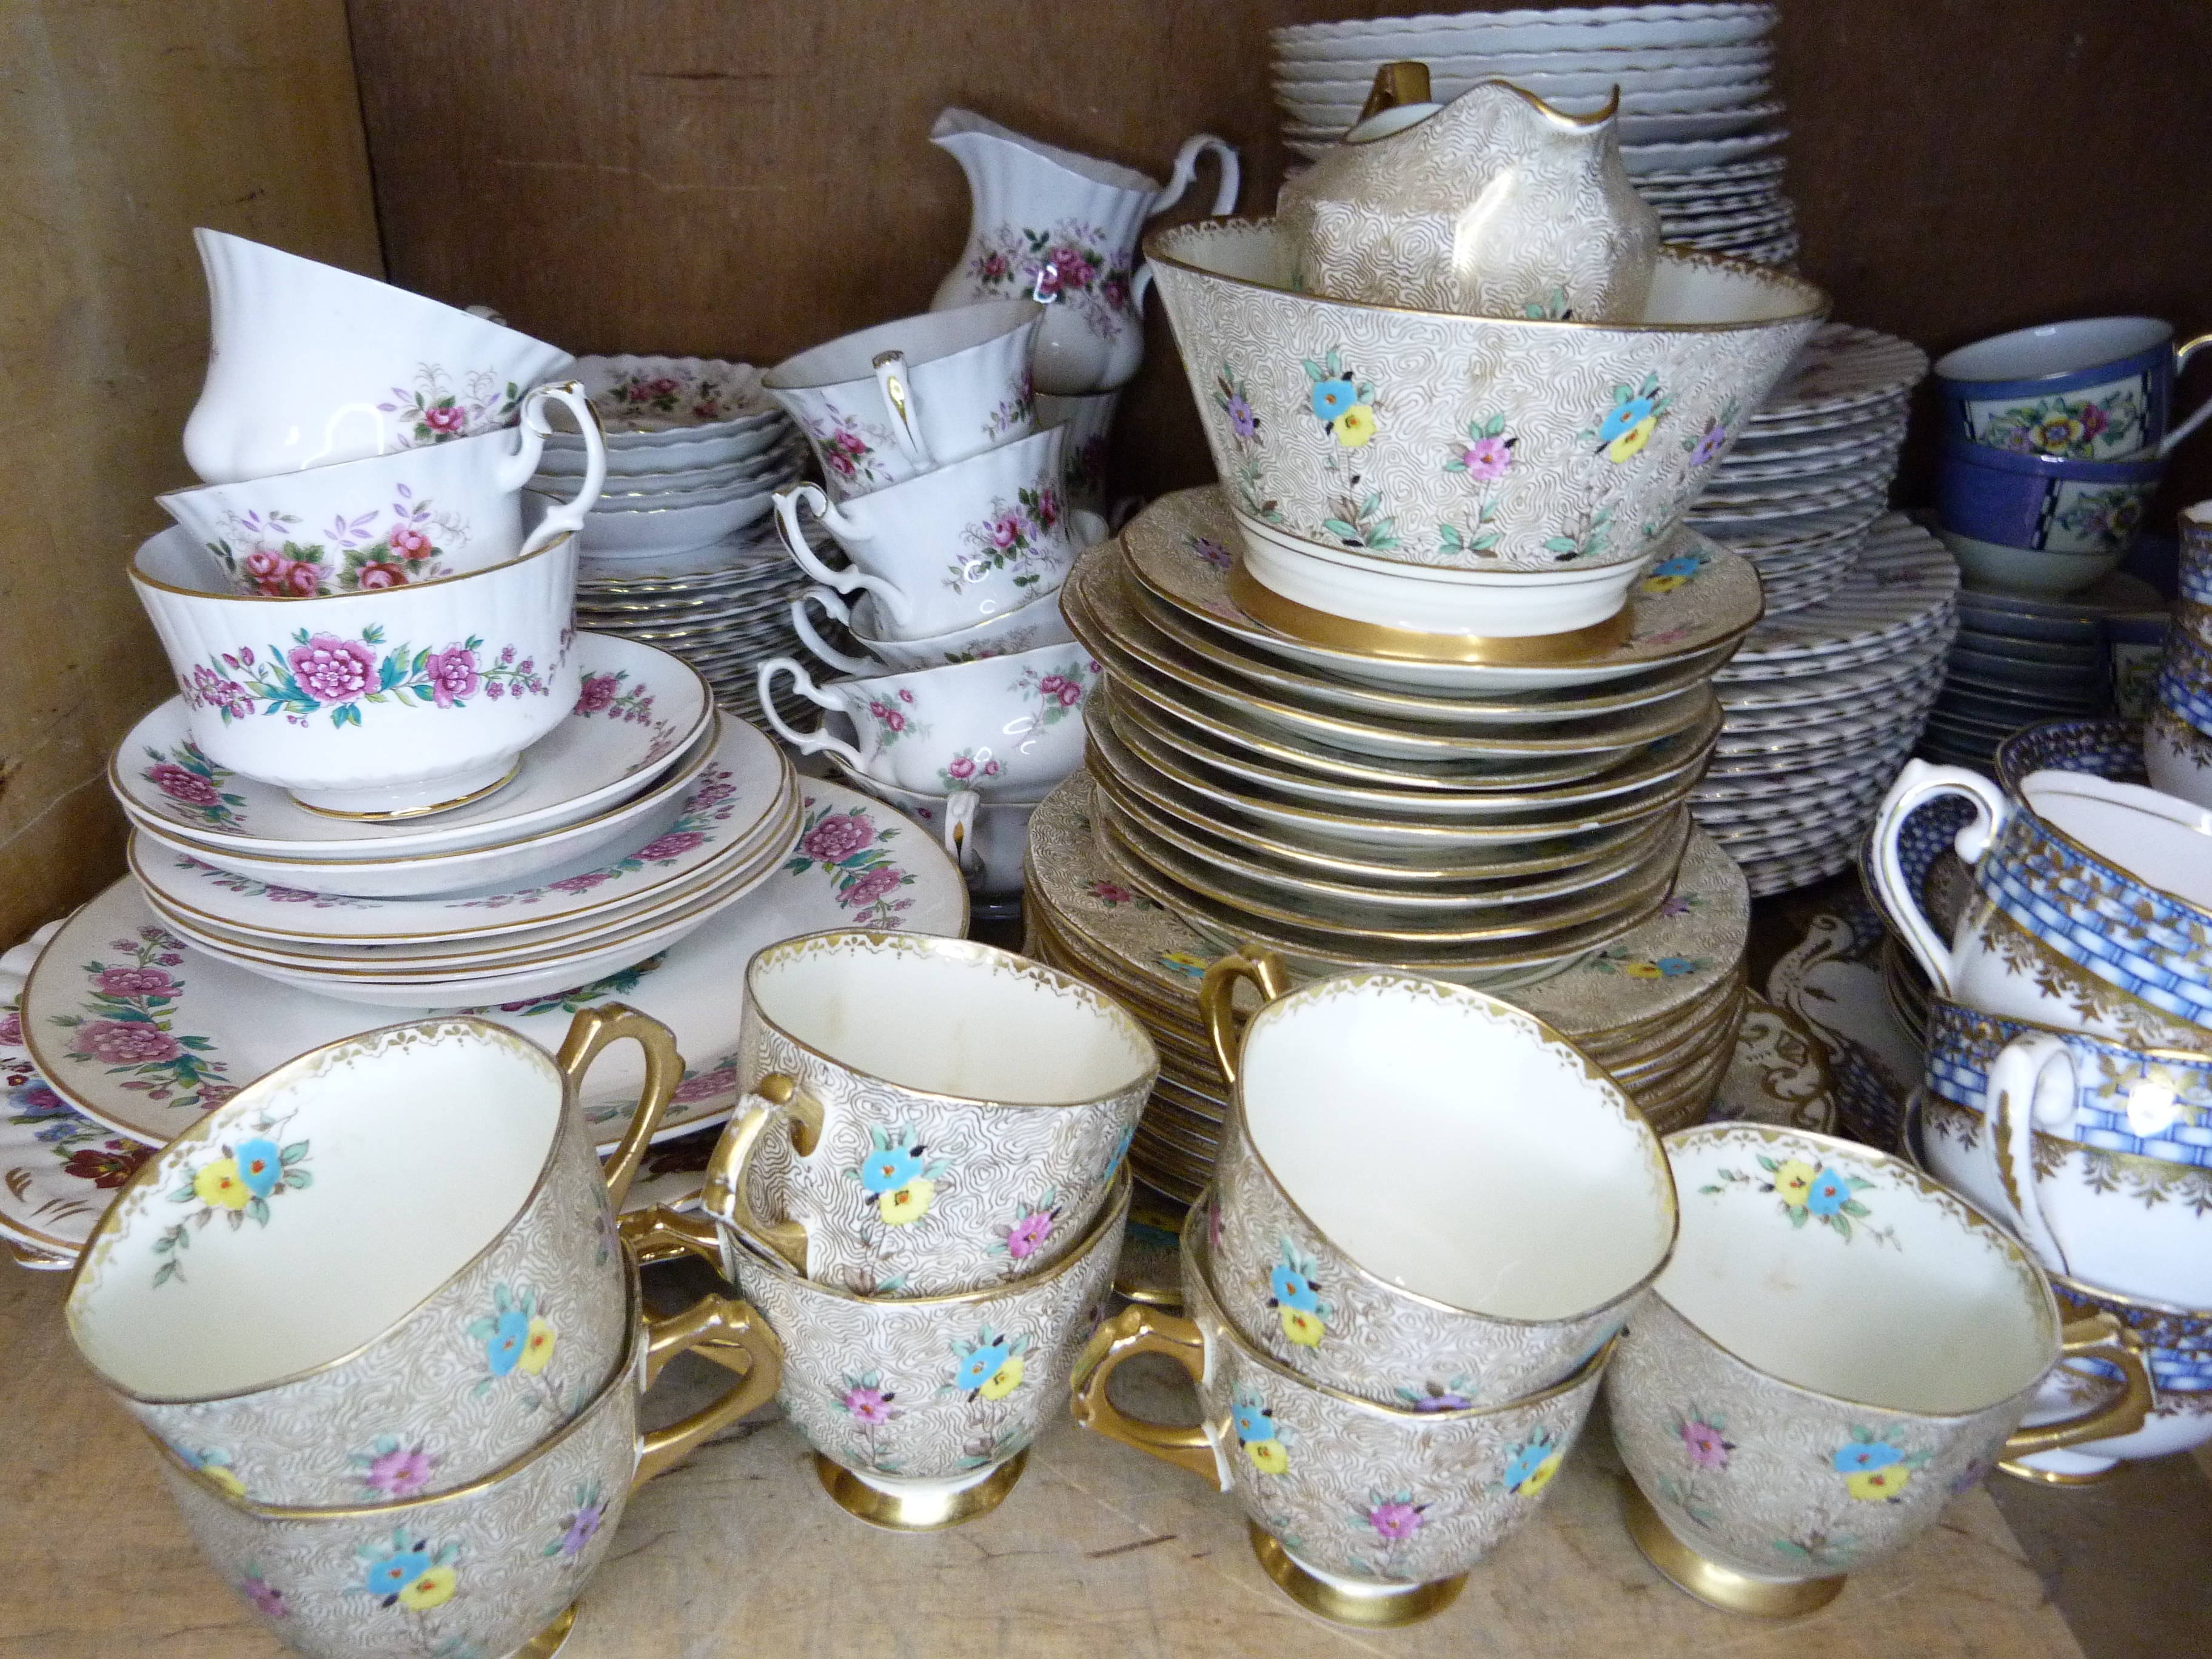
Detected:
[{"left": 930, "top": 109, "right": 1241, "bottom": 396}]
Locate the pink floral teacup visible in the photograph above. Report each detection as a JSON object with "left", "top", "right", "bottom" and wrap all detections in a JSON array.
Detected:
[
  {"left": 695, "top": 929, "right": 1155, "bottom": 1298},
  {"left": 162, "top": 383, "right": 606, "bottom": 598},
  {"left": 756, "top": 640, "right": 1099, "bottom": 800}
]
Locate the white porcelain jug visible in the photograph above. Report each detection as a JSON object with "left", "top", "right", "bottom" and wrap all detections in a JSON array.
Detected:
[{"left": 929, "top": 109, "right": 1239, "bottom": 396}]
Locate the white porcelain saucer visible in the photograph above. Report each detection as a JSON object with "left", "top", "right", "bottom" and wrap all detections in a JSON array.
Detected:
[
  {"left": 1713, "top": 516, "right": 1959, "bottom": 682},
  {"left": 21, "top": 780, "right": 966, "bottom": 1158}
]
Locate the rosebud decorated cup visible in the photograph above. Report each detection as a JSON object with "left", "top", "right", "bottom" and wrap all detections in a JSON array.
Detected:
[
  {"left": 65, "top": 1006, "right": 682, "bottom": 1507},
  {"left": 161, "top": 383, "right": 608, "bottom": 598},
  {"left": 757, "top": 640, "right": 1100, "bottom": 800},
  {"left": 156, "top": 1255, "right": 781, "bottom": 1659},
  {"left": 1196, "top": 949, "right": 1675, "bottom": 1410},
  {"left": 1071, "top": 1215, "right": 1612, "bottom": 1629},
  {"left": 698, "top": 929, "right": 1154, "bottom": 1297},
  {"left": 789, "top": 558, "right": 1081, "bottom": 677},
  {"left": 1606, "top": 1124, "right": 2150, "bottom": 1618},
  {"left": 131, "top": 525, "right": 580, "bottom": 817}
]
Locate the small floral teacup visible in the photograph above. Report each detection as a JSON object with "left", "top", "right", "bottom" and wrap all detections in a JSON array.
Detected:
[
  {"left": 700, "top": 930, "right": 1154, "bottom": 1297},
  {"left": 159, "top": 1255, "right": 781, "bottom": 1659},
  {"left": 67, "top": 1006, "right": 682, "bottom": 1506},
  {"left": 1072, "top": 1213, "right": 1611, "bottom": 1629},
  {"left": 1607, "top": 1124, "right": 2150, "bottom": 1618}
]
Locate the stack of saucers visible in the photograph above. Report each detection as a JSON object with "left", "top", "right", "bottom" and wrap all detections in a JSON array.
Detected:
[
  {"left": 1690, "top": 324, "right": 1927, "bottom": 612},
  {"left": 1697, "top": 515, "right": 1959, "bottom": 894},
  {"left": 1272, "top": 4, "right": 1789, "bottom": 250},
  {"left": 1026, "top": 774, "right": 1751, "bottom": 1205},
  {"left": 541, "top": 355, "right": 805, "bottom": 564},
  {"left": 116, "top": 694, "right": 802, "bottom": 1010}
]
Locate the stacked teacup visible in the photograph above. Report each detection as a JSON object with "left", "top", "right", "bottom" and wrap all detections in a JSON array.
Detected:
[
  {"left": 65, "top": 1007, "right": 785, "bottom": 1659},
  {"left": 1871, "top": 756, "right": 2212, "bottom": 1485},
  {"left": 1072, "top": 951, "right": 1674, "bottom": 1626},
  {"left": 758, "top": 301, "right": 1105, "bottom": 913},
  {"left": 2145, "top": 499, "right": 2212, "bottom": 808},
  {"left": 627, "top": 930, "right": 1156, "bottom": 1530}
]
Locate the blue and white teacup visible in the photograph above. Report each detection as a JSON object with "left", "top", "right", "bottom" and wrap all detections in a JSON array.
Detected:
[
  {"left": 1936, "top": 439, "right": 2162, "bottom": 555},
  {"left": 1932, "top": 316, "right": 2212, "bottom": 461},
  {"left": 2007, "top": 1272, "right": 2212, "bottom": 1483}
]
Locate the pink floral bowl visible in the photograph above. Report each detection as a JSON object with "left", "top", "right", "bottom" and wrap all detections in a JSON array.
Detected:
[{"left": 131, "top": 526, "right": 580, "bottom": 819}]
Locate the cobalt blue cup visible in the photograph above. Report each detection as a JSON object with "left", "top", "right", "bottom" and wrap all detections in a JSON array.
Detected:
[
  {"left": 1933, "top": 317, "right": 2212, "bottom": 460},
  {"left": 1936, "top": 438, "right": 2162, "bottom": 555}
]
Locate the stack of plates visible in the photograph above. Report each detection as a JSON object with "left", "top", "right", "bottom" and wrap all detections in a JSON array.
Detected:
[
  {"left": 1056, "top": 489, "right": 1765, "bottom": 987},
  {"left": 1692, "top": 325, "right": 1927, "bottom": 611},
  {"left": 1271, "top": 5, "right": 1796, "bottom": 260},
  {"left": 1698, "top": 515, "right": 1959, "bottom": 895},
  {"left": 123, "top": 719, "right": 802, "bottom": 1009},
  {"left": 538, "top": 355, "right": 806, "bottom": 561},
  {"left": 1918, "top": 574, "right": 2160, "bottom": 771},
  {"left": 1027, "top": 774, "right": 1752, "bottom": 1204}
]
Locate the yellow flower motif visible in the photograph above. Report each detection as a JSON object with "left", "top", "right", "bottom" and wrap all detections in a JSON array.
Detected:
[
  {"left": 1333, "top": 404, "right": 1378, "bottom": 448},
  {"left": 518, "top": 1316, "right": 557, "bottom": 1375},
  {"left": 979, "top": 1355, "right": 1025, "bottom": 1401},
  {"left": 199, "top": 1463, "right": 246, "bottom": 1499},
  {"left": 1771, "top": 1159, "right": 1818, "bottom": 1208},
  {"left": 397, "top": 1564, "right": 457, "bottom": 1610},
  {"left": 194, "top": 1159, "right": 251, "bottom": 1210},
  {"left": 879, "top": 1177, "right": 936, "bottom": 1226},
  {"left": 1846, "top": 1465, "right": 1912, "bottom": 1503},
  {"left": 1246, "top": 1438, "right": 1289, "bottom": 1475},
  {"left": 1516, "top": 1450, "right": 1564, "bottom": 1496},
  {"left": 1641, "top": 574, "right": 1687, "bottom": 594},
  {"left": 1279, "top": 1306, "right": 1325, "bottom": 1347},
  {"left": 1606, "top": 414, "right": 1658, "bottom": 464},
  {"left": 1623, "top": 960, "right": 1664, "bottom": 980}
]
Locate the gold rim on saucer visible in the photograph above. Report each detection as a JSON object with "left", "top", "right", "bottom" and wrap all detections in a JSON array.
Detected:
[
  {"left": 1248, "top": 1524, "right": 1467, "bottom": 1627},
  {"left": 1623, "top": 1479, "right": 1846, "bottom": 1617},
  {"left": 814, "top": 1450, "right": 1028, "bottom": 1530},
  {"left": 290, "top": 757, "right": 525, "bottom": 822},
  {"left": 512, "top": 1605, "right": 580, "bottom": 1658},
  {"left": 1996, "top": 1457, "right": 2123, "bottom": 1487},
  {"left": 1230, "top": 558, "right": 1634, "bottom": 665}
]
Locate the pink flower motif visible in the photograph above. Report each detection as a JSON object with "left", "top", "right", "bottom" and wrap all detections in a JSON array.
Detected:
[
  {"left": 1088, "top": 882, "right": 1133, "bottom": 905},
  {"left": 286, "top": 635, "right": 377, "bottom": 706},
  {"left": 284, "top": 562, "right": 323, "bottom": 597},
  {"left": 635, "top": 830, "right": 705, "bottom": 863},
  {"left": 879, "top": 708, "right": 906, "bottom": 733},
  {"left": 802, "top": 813, "right": 873, "bottom": 862},
  {"left": 76, "top": 1020, "right": 181, "bottom": 1065},
  {"left": 978, "top": 252, "right": 1010, "bottom": 283},
  {"left": 424, "top": 404, "right": 467, "bottom": 435},
  {"left": 947, "top": 756, "right": 976, "bottom": 780},
  {"left": 423, "top": 643, "right": 481, "bottom": 709},
  {"left": 240, "top": 1574, "right": 287, "bottom": 1620},
  {"left": 842, "top": 865, "right": 902, "bottom": 911},
  {"left": 575, "top": 674, "right": 618, "bottom": 715},
  {"left": 990, "top": 514, "right": 1022, "bottom": 551},
  {"left": 243, "top": 548, "right": 289, "bottom": 584},
  {"left": 94, "top": 967, "right": 176, "bottom": 997},
  {"left": 362, "top": 1443, "right": 438, "bottom": 1500},
  {"left": 148, "top": 763, "right": 221, "bottom": 807},
  {"left": 387, "top": 525, "right": 432, "bottom": 558},
  {"left": 897, "top": 689, "right": 914, "bottom": 703},
  {"left": 0, "top": 1012, "right": 20, "bottom": 1047},
  {"left": 549, "top": 872, "right": 611, "bottom": 894},
  {"left": 261, "top": 886, "right": 320, "bottom": 903},
  {"left": 842, "top": 1384, "right": 896, "bottom": 1424},
  {"left": 1681, "top": 1419, "right": 1731, "bottom": 1470},
  {"left": 1050, "top": 246, "right": 1096, "bottom": 291},
  {"left": 674, "top": 1063, "right": 736, "bottom": 1104},
  {"left": 354, "top": 563, "right": 406, "bottom": 589},
  {"left": 1459, "top": 435, "right": 1513, "bottom": 481},
  {"left": 1004, "top": 1211, "right": 1055, "bottom": 1259},
  {"left": 1366, "top": 1500, "right": 1426, "bottom": 1540},
  {"left": 1033, "top": 486, "right": 1061, "bottom": 531}
]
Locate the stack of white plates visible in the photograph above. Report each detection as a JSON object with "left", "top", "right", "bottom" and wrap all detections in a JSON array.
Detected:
[
  {"left": 1272, "top": 5, "right": 1795, "bottom": 258},
  {"left": 537, "top": 354, "right": 807, "bottom": 561},
  {"left": 1919, "top": 572, "right": 2160, "bottom": 771},
  {"left": 1697, "top": 515, "right": 1959, "bottom": 895},
  {"left": 1692, "top": 324, "right": 1927, "bottom": 612},
  {"left": 122, "top": 717, "right": 801, "bottom": 1009}
]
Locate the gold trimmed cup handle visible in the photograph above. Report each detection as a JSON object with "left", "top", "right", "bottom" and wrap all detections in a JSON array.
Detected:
[
  {"left": 631, "top": 1292, "right": 785, "bottom": 1489},
  {"left": 2160, "top": 331, "right": 2212, "bottom": 457},
  {"left": 1069, "top": 1304, "right": 1221, "bottom": 1484},
  {"left": 697, "top": 1077, "right": 820, "bottom": 1275},
  {"left": 560, "top": 1002, "right": 683, "bottom": 1212},
  {"left": 1196, "top": 947, "right": 1292, "bottom": 1085},
  {"left": 2003, "top": 1313, "right": 2154, "bottom": 1461},
  {"left": 618, "top": 1204, "right": 730, "bottom": 1276}
]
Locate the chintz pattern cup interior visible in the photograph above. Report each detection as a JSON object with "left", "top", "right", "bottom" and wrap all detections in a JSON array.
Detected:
[
  {"left": 1198, "top": 950, "right": 1675, "bottom": 1410},
  {"left": 698, "top": 930, "right": 1154, "bottom": 1296},
  {"left": 65, "top": 1005, "right": 682, "bottom": 1506},
  {"left": 157, "top": 1256, "right": 782, "bottom": 1659},
  {"left": 1607, "top": 1125, "right": 2150, "bottom": 1605}
]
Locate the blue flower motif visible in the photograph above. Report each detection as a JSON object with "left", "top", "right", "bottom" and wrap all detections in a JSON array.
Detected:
[
  {"left": 1102, "top": 1125, "right": 1133, "bottom": 1181},
  {"left": 233, "top": 1138, "right": 283, "bottom": 1198},
  {"left": 1311, "top": 378, "right": 1358, "bottom": 422},
  {"left": 486, "top": 1308, "right": 529, "bottom": 1376},
  {"left": 1655, "top": 956, "right": 1696, "bottom": 977},
  {"left": 1503, "top": 1433, "right": 1557, "bottom": 1489},
  {"left": 1833, "top": 1439, "right": 1903, "bottom": 1474},
  {"left": 1232, "top": 1401, "right": 1276, "bottom": 1443},
  {"left": 955, "top": 1339, "right": 1011, "bottom": 1393},
  {"left": 1597, "top": 394, "right": 1657, "bottom": 444},
  {"left": 1806, "top": 1169, "right": 1852, "bottom": 1217},
  {"left": 858, "top": 1143, "right": 928, "bottom": 1195},
  {"left": 366, "top": 1547, "right": 430, "bottom": 1599},
  {"left": 1269, "top": 1262, "right": 1321, "bottom": 1313},
  {"left": 1648, "top": 554, "right": 1701, "bottom": 581}
]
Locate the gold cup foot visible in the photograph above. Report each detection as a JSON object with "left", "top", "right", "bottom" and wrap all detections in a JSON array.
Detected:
[
  {"left": 1998, "top": 1456, "right": 2124, "bottom": 1487},
  {"left": 1248, "top": 1524, "right": 1464, "bottom": 1627},
  {"left": 289, "top": 757, "right": 523, "bottom": 821},
  {"left": 503, "top": 1604, "right": 578, "bottom": 1659},
  {"left": 1623, "top": 1480, "right": 1845, "bottom": 1618},
  {"left": 814, "top": 1449, "right": 1027, "bottom": 1530}
]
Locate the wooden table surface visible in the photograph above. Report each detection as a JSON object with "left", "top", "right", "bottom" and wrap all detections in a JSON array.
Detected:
[{"left": 0, "top": 1257, "right": 2086, "bottom": 1659}]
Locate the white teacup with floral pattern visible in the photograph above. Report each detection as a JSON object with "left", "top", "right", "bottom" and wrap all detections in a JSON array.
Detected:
[
  {"left": 65, "top": 1006, "right": 682, "bottom": 1507},
  {"left": 772, "top": 426, "right": 1075, "bottom": 640},
  {"left": 158, "top": 1255, "right": 782, "bottom": 1659},
  {"left": 697, "top": 930, "right": 1154, "bottom": 1296},
  {"left": 789, "top": 549, "right": 1085, "bottom": 677},
  {"left": 162, "top": 383, "right": 608, "bottom": 598},
  {"left": 1607, "top": 1125, "right": 2150, "bottom": 1617},
  {"left": 764, "top": 299, "right": 1042, "bottom": 499},
  {"left": 1073, "top": 1216, "right": 1611, "bottom": 1629},
  {"left": 1197, "top": 950, "right": 1675, "bottom": 1411},
  {"left": 756, "top": 641, "right": 1100, "bottom": 799}
]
